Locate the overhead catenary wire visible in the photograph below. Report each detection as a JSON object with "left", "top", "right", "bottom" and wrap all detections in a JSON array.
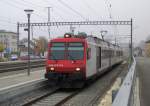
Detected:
[
  {"left": 0, "top": 16, "right": 17, "bottom": 25},
  {"left": 41, "top": 0, "right": 67, "bottom": 22},
  {"left": 0, "top": 0, "right": 47, "bottom": 22},
  {"left": 103, "top": 0, "right": 120, "bottom": 44},
  {"left": 57, "top": 0, "right": 87, "bottom": 20},
  {"left": 13, "top": 0, "right": 48, "bottom": 21},
  {"left": 21, "top": 0, "right": 45, "bottom": 8},
  {"left": 81, "top": 0, "right": 98, "bottom": 17},
  {"left": 104, "top": 0, "right": 112, "bottom": 19},
  {"left": 13, "top": 0, "right": 48, "bottom": 17},
  {"left": 13, "top": 0, "right": 65, "bottom": 22},
  {"left": 43, "top": 0, "right": 76, "bottom": 18}
]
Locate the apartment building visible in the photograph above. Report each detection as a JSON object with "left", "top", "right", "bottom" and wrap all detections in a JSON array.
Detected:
[{"left": 0, "top": 30, "right": 17, "bottom": 53}]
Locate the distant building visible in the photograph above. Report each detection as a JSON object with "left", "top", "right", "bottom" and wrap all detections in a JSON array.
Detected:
[
  {"left": 145, "top": 40, "right": 150, "bottom": 57},
  {"left": 19, "top": 38, "right": 40, "bottom": 56},
  {"left": 0, "top": 30, "right": 17, "bottom": 53},
  {"left": 134, "top": 47, "right": 143, "bottom": 56}
]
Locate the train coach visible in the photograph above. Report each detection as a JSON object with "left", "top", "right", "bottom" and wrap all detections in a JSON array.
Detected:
[{"left": 45, "top": 33, "right": 123, "bottom": 88}]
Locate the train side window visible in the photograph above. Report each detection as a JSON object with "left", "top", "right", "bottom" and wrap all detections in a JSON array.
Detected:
[{"left": 87, "top": 48, "right": 91, "bottom": 59}]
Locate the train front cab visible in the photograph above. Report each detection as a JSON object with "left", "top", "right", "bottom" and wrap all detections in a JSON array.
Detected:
[{"left": 45, "top": 38, "right": 87, "bottom": 87}]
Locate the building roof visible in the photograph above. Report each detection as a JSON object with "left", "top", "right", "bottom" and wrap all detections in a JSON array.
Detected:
[{"left": 0, "top": 30, "right": 17, "bottom": 34}]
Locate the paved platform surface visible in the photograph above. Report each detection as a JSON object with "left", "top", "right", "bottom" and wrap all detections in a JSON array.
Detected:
[
  {"left": 0, "top": 69, "right": 45, "bottom": 91},
  {"left": 136, "top": 57, "right": 150, "bottom": 106}
]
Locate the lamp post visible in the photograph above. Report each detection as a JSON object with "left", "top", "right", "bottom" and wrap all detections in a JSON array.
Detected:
[{"left": 24, "top": 9, "right": 34, "bottom": 76}]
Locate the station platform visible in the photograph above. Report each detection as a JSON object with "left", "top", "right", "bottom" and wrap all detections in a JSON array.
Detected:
[
  {"left": 0, "top": 69, "right": 45, "bottom": 92},
  {"left": 136, "top": 57, "right": 150, "bottom": 106}
]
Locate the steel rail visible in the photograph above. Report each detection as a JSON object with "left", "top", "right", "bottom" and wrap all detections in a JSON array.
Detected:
[
  {"left": 23, "top": 88, "right": 59, "bottom": 106},
  {"left": 0, "top": 60, "right": 45, "bottom": 73},
  {"left": 23, "top": 89, "right": 80, "bottom": 106}
]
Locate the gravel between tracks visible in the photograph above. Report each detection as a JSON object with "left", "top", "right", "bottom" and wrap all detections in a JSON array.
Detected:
[{"left": 0, "top": 86, "right": 58, "bottom": 106}]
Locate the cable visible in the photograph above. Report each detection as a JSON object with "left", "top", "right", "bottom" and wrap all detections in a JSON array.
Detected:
[
  {"left": 43, "top": 0, "right": 81, "bottom": 21},
  {"left": 43, "top": 0, "right": 74, "bottom": 16},
  {"left": 0, "top": 15, "right": 19, "bottom": 24},
  {"left": 0, "top": 20, "right": 16, "bottom": 25},
  {"left": 57, "top": 0, "right": 87, "bottom": 20},
  {"left": 1, "top": 0, "right": 23, "bottom": 10},
  {"left": 12, "top": 0, "right": 48, "bottom": 20},
  {"left": 52, "top": 8, "right": 66, "bottom": 21},
  {"left": 0, "top": 19, "right": 16, "bottom": 25},
  {"left": 103, "top": 0, "right": 120, "bottom": 44},
  {"left": 21, "top": 0, "right": 44, "bottom": 8},
  {"left": 81, "top": 0, "right": 98, "bottom": 16},
  {"left": 0, "top": 0, "right": 48, "bottom": 22},
  {"left": 13, "top": 0, "right": 66, "bottom": 22},
  {"left": 104, "top": 0, "right": 112, "bottom": 19},
  {"left": 33, "top": 13, "right": 47, "bottom": 21}
]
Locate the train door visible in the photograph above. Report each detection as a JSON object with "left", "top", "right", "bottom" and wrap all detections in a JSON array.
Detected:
[
  {"left": 99, "top": 47, "right": 101, "bottom": 68},
  {"left": 96, "top": 47, "right": 101, "bottom": 70},
  {"left": 108, "top": 44, "right": 111, "bottom": 67}
]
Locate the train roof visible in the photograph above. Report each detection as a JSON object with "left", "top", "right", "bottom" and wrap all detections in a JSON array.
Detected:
[
  {"left": 50, "top": 37, "right": 85, "bottom": 42},
  {"left": 86, "top": 36, "right": 120, "bottom": 47},
  {"left": 49, "top": 33, "right": 121, "bottom": 48}
]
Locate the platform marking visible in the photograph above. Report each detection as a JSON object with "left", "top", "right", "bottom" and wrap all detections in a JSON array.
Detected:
[{"left": 0, "top": 78, "right": 45, "bottom": 92}]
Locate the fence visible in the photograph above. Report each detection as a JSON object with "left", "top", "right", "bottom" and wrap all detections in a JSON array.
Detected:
[{"left": 112, "top": 56, "right": 137, "bottom": 106}]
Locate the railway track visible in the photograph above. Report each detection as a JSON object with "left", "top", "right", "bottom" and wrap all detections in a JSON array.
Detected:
[
  {"left": 21, "top": 63, "right": 128, "bottom": 106},
  {"left": 23, "top": 89, "right": 80, "bottom": 106},
  {"left": 0, "top": 59, "right": 45, "bottom": 73}
]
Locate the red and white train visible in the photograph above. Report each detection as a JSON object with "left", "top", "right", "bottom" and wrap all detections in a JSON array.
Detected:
[{"left": 45, "top": 33, "right": 123, "bottom": 87}]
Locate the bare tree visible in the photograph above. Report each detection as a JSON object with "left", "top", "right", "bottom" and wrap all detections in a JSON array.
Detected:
[{"left": 35, "top": 36, "right": 48, "bottom": 56}]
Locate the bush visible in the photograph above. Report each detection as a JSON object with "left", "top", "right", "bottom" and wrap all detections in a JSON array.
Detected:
[{"left": 0, "top": 58, "right": 8, "bottom": 62}]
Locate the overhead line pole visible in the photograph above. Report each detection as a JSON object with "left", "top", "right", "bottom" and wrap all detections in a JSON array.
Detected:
[
  {"left": 31, "top": 26, "right": 33, "bottom": 40},
  {"left": 17, "top": 22, "right": 20, "bottom": 54},
  {"left": 47, "top": 7, "right": 52, "bottom": 39},
  {"left": 131, "top": 18, "right": 133, "bottom": 60}
]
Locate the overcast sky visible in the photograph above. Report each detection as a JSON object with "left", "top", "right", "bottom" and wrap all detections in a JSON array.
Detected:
[{"left": 0, "top": 0, "right": 149, "bottom": 44}]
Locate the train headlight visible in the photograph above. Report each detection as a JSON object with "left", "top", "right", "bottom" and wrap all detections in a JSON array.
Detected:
[
  {"left": 75, "top": 68, "right": 80, "bottom": 71},
  {"left": 64, "top": 33, "right": 72, "bottom": 38},
  {"left": 50, "top": 67, "right": 55, "bottom": 71}
]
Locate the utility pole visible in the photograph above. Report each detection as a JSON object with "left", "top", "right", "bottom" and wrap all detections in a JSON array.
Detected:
[
  {"left": 131, "top": 18, "right": 133, "bottom": 60},
  {"left": 17, "top": 22, "right": 19, "bottom": 54},
  {"left": 31, "top": 26, "right": 33, "bottom": 40},
  {"left": 47, "top": 7, "right": 52, "bottom": 39}
]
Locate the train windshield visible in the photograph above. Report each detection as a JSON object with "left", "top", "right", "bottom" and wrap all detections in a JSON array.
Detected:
[
  {"left": 49, "top": 42, "right": 84, "bottom": 60},
  {"left": 50, "top": 42, "right": 65, "bottom": 60},
  {"left": 68, "top": 43, "right": 84, "bottom": 60}
]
